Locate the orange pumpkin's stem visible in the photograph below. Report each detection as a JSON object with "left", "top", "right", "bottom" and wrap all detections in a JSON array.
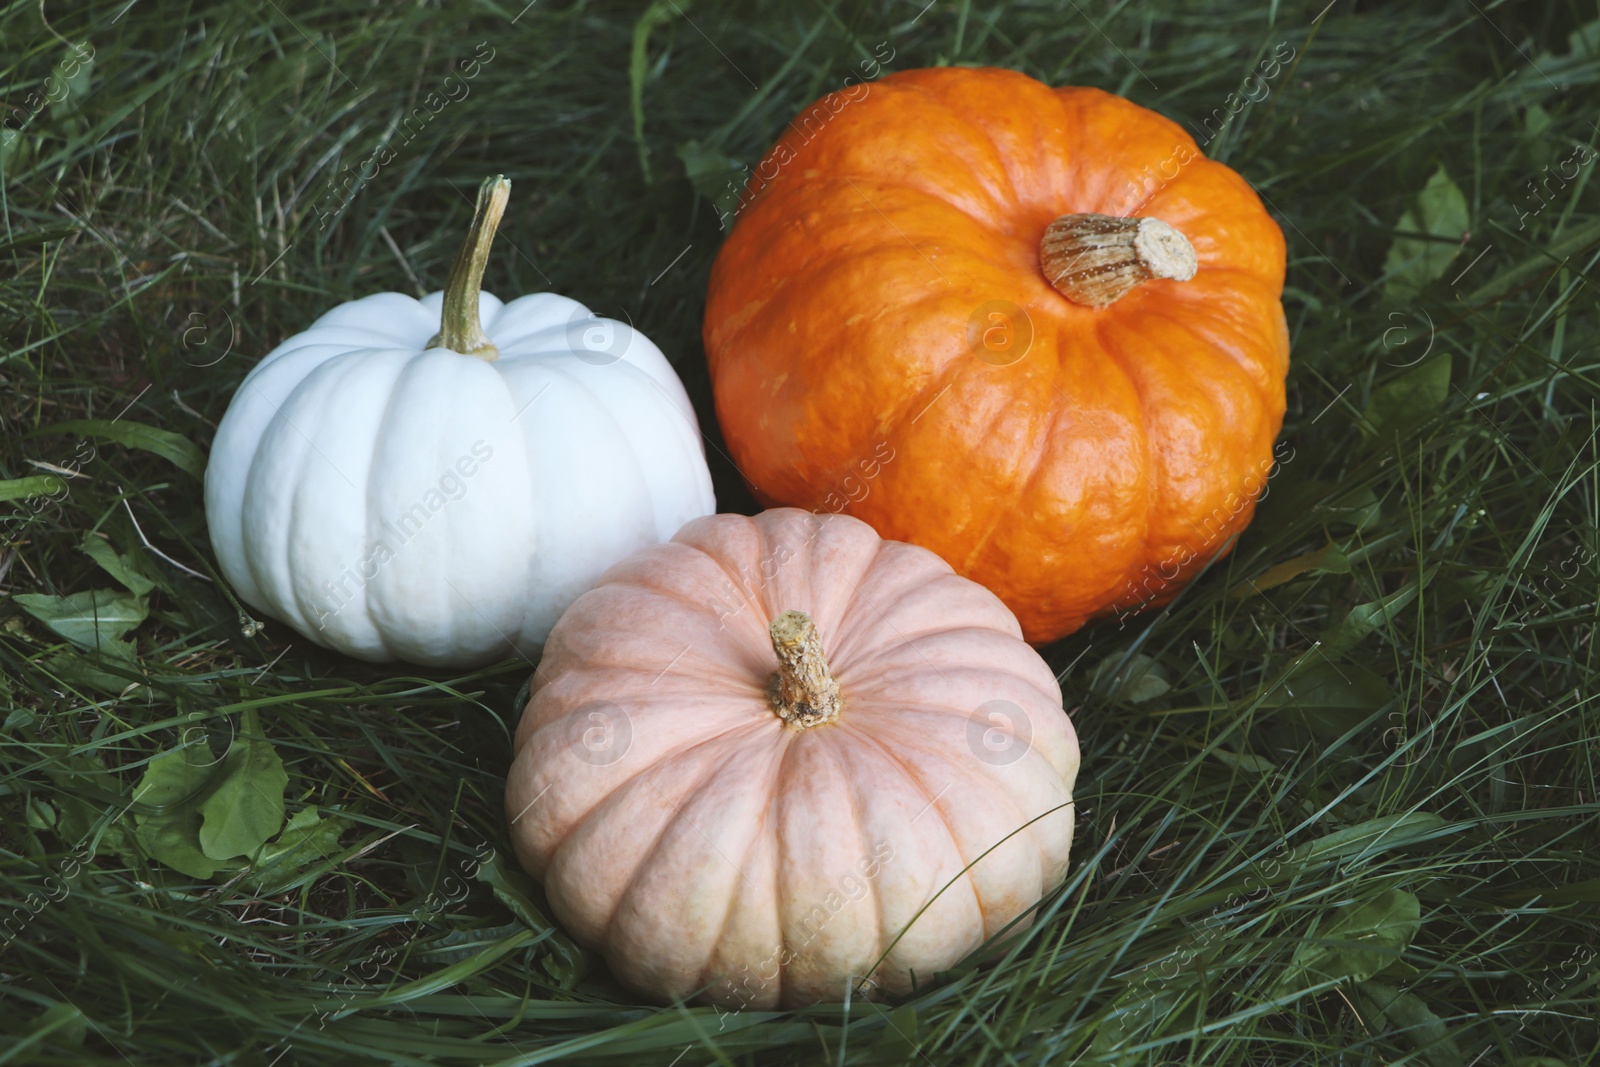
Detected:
[
  {"left": 427, "top": 175, "right": 509, "bottom": 360},
  {"left": 1039, "top": 213, "right": 1197, "bottom": 307},
  {"left": 768, "top": 610, "right": 842, "bottom": 729}
]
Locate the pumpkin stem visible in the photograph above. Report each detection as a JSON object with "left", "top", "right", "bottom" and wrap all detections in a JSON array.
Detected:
[
  {"left": 1039, "top": 213, "right": 1197, "bottom": 307},
  {"left": 768, "top": 610, "right": 842, "bottom": 729},
  {"left": 427, "top": 175, "right": 510, "bottom": 360}
]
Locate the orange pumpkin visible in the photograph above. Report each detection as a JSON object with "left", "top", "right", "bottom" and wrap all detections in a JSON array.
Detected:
[{"left": 704, "top": 67, "right": 1290, "bottom": 643}]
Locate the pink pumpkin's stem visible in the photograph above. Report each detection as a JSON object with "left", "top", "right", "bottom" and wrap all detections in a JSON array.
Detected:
[{"left": 769, "top": 610, "right": 841, "bottom": 729}]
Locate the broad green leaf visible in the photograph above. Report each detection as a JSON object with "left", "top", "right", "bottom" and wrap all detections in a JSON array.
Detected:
[
  {"left": 417, "top": 923, "right": 530, "bottom": 966},
  {"left": 1355, "top": 981, "right": 1463, "bottom": 1067},
  {"left": 1485, "top": 876, "right": 1600, "bottom": 906},
  {"left": 1258, "top": 478, "right": 1380, "bottom": 535},
  {"left": 676, "top": 139, "right": 746, "bottom": 222},
  {"left": 0, "top": 226, "right": 78, "bottom": 256},
  {"left": 1323, "top": 568, "right": 1435, "bottom": 653},
  {"left": 1091, "top": 653, "right": 1171, "bottom": 704},
  {"left": 44, "top": 753, "right": 136, "bottom": 859},
  {"left": 1291, "top": 813, "right": 1450, "bottom": 870},
  {"left": 133, "top": 742, "right": 225, "bottom": 878},
  {"left": 1210, "top": 748, "right": 1277, "bottom": 774},
  {"left": 135, "top": 817, "right": 225, "bottom": 879},
  {"left": 1524, "top": 104, "right": 1553, "bottom": 137},
  {"left": 1383, "top": 166, "right": 1468, "bottom": 300},
  {"left": 34, "top": 1001, "right": 87, "bottom": 1048},
  {"left": 1324, "top": 486, "right": 1383, "bottom": 532},
  {"left": 0, "top": 127, "right": 25, "bottom": 170},
  {"left": 198, "top": 710, "right": 287, "bottom": 860},
  {"left": 1272, "top": 660, "right": 1394, "bottom": 709},
  {"left": 245, "top": 806, "right": 348, "bottom": 892},
  {"left": 1092, "top": 984, "right": 1187, "bottom": 1055},
  {"left": 1375, "top": 957, "right": 1422, "bottom": 979},
  {"left": 873, "top": 1005, "right": 920, "bottom": 1060},
  {"left": 476, "top": 850, "right": 589, "bottom": 987},
  {"left": 79, "top": 532, "right": 157, "bottom": 596},
  {"left": 1362, "top": 355, "right": 1451, "bottom": 439},
  {"left": 1280, "top": 889, "right": 1421, "bottom": 991},
  {"left": 1231, "top": 541, "right": 1351, "bottom": 597},
  {"left": 13, "top": 589, "right": 148, "bottom": 658},
  {"left": 0, "top": 127, "right": 20, "bottom": 170},
  {"left": 0, "top": 475, "right": 64, "bottom": 502},
  {"left": 251, "top": 806, "right": 346, "bottom": 868},
  {"left": 475, "top": 850, "right": 556, "bottom": 931},
  {"left": 59, "top": 43, "right": 94, "bottom": 115},
  {"left": 133, "top": 744, "right": 212, "bottom": 816},
  {"left": 33, "top": 419, "right": 205, "bottom": 480},
  {"left": 539, "top": 936, "right": 590, "bottom": 989},
  {"left": 25, "top": 795, "right": 57, "bottom": 830},
  {"left": 322, "top": 929, "right": 538, "bottom": 1014},
  {"left": 40, "top": 650, "right": 147, "bottom": 697},
  {"left": 1263, "top": 659, "right": 1395, "bottom": 740},
  {"left": 1569, "top": 16, "right": 1600, "bottom": 57}
]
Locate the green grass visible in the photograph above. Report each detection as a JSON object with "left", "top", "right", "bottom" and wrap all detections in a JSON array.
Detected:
[{"left": 3, "top": 0, "right": 1599, "bottom": 1063}]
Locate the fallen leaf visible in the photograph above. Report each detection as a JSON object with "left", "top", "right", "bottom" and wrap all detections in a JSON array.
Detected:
[
  {"left": 14, "top": 589, "right": 147, "bottom": 658},
  {"left": 1383, "top": 166, "right": 1468, "bottom": 300},
  {"left": 1279, "top": 889, "right": 1422, "bottom": 991}
]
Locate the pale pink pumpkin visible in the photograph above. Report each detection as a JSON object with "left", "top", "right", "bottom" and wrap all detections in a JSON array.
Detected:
[{"left": 505, "top": 508, "right": 1079, "bottom": 1008}]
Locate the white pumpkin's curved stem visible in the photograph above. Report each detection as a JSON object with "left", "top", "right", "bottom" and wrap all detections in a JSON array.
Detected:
[
  {"left": 769, "top": 610, "right": 842, "bottom": 729},
  {"left": 428, "top": 175, "right": 510, "bottom": 360},
  {"left": 1039, "top": 213, "right": 1196, "bottom": 307}
]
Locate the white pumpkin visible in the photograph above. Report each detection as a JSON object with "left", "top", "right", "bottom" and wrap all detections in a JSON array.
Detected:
[{"left": 204, "top": 177, "right": 715, "bottom": 666}]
